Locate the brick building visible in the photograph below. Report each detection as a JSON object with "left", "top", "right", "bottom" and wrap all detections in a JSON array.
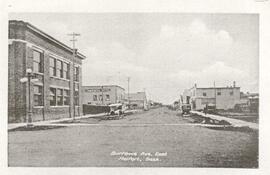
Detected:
[
  {"left": 8, "top": 20, "right": 86, "bottom": 123},
  {"left": 182, "top": 82, "right": 241, "bottom": 110},
  {"left": 82, "top": 85, "right": 125, "bottom": 105}
]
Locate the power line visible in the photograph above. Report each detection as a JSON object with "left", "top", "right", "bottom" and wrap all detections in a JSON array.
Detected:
[
  {"left": 67, "top": 32, "right": 80, "bottom": 119},
  {"left": 67, "top": 32, "right": 80, "bottom": 49},
  {"left": 127, "top": 77, "right": 130, "bottom": 108}
]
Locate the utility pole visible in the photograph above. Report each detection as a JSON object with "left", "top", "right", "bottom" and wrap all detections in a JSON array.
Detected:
[
  {"left": 127, "top": 77, "right": 130, "bottom": 109},
  {"left": 118, "top": 72, "right": 120, "bottom": 86},
  {"left": 67, "top": 32, "right": 80, "bottom": 120},
  {"left": 214, "top": 81, "right": 216, "bottom": 107},
  {"left": 101, "top": 85, "right": 104, "bottom": 105},
  {"left": 143, "top": 87, "right": 146, "bottom": 101},
  {"left": 143, "top": 88, "right": 147, "bottom": 110}
]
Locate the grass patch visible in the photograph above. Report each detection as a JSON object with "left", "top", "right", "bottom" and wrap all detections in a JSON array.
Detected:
[
  {"left": 206, "top": 126, "right": 257, "bottom": 133},
  {"left": 186, "top": 114, "right": 231, "bottom": 125},
  {"left": 9, "top": 125, "right": 66, "bottom": 132},
  {"left": 217, "top": 112, "right": 259, "bottom": 123}
]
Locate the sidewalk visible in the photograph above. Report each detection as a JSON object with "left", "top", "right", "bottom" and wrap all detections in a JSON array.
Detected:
[
  {"left": 8, "top": 113, "right": 107, "bottom": 131},
  {"left": 190, "top": 111, "right": 258, "bottom": 130},
  {"left": 125, "top": 109, "right": 143, "bottom": 114}
]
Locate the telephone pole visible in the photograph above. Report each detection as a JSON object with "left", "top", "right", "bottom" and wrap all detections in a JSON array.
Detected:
[
  {"left": 101, "top": 85, "right": 104, "bottom": 105},
  {"left": 118, "top": 72, "right": 121, "bottom": 87},
  {"left": 127, "top": 77, "right": 130, "bottom": 108},
  {"left": 214, "top": 81, "right": 216, "bottom": 107},
  {"left": 67, "top": 32, "right": 80, "bottom": 120}
]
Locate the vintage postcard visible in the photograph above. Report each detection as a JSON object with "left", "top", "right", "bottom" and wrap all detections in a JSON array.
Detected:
[{"left": 1, "top": 0, "right": 270, "bottom": 175}]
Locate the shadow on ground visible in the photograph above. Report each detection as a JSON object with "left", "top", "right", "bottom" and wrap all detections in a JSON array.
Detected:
[{"left": 9, "top": 125, "right": 66, "bottom": 132}]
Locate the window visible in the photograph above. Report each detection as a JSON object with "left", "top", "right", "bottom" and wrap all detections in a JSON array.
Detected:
[
  {"left": 56, "top": 60, "right": 63, "bottom": 78},
  {"left": 63, "top": 62, "right": 70, "bottom": 79},
  {"left": 93, "top": 95, "right": 97, "bottom": 101},
  {"left": 50, "top": 88, "right": 56, "bottom": 106},
  {"left": 34, "top": 85, "right": 43, "bottom": 106},
  {"left": 74, "top": 90, "right": 79, "bottom": 106},
  {"left": 57, "top": 89, "right": 63, "bottom": 106},
  {"left": 74, "top": 66, "right": 79, "bottom": 82},
  {"left": 217, "top": 92, "right": 221, "bottom": 96},
  {"left": 74, "top": 82, "right": 79, "bottom": 91},
  {"left": 203, "top": 92, "right": 207, "bottom": 97},
  {"left": 50, "top": 88, "right": 70, "bottom": 106},
  {"left": 33, "top": 50, "right": 43, "bottom": 73},
  {"left": 50, "top": 57, "right": 56, "bottom": 76},
  {"left": 51, "top": 58, "right": 69, "bottom": 80},
  {"left": 99, "top": 94, "right": 103, "bottom": 101},
  {"left": 63, "top": 90, "right": 70, "bottom": 105},
  {"left": 106, "top": 94, "right": 110, "bottom": 101},
  {"left": 230, "top": 91, "right": 234, "bottom": 96}
]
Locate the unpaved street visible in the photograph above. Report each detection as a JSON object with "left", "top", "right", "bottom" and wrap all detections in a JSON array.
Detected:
[{"left": 8, "top": 107, "right": 258, "bottom": 167}]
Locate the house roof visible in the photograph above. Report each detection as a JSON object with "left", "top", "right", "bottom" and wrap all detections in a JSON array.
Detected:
[
  {"left": 127, "top": 92, "right": 146, "bottom": 101},
  {"left": 9, "top": 20, "right": 86, "bottom": 60},
  {"left": 197, "top": 87, "right": 240, "bottom": 90},
  {"left": 241, "top": 92, "right": 259, "bottom": 98},
  {"left": 187, "top": 85, "right": 240, "bottom": 91}
]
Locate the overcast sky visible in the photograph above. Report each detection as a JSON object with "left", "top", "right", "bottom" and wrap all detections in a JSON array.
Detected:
[{"left": 9, "top": 13, "right": 259, "bottom": 104}]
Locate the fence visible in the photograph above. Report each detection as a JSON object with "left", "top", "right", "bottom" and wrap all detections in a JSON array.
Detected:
[{"left": 83, "top": 104, "right": 110, "bottom": 115}]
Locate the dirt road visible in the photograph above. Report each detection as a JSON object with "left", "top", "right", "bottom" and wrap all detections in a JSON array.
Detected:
[{"left": 8, "top": 107, "right": 258, "bottom": 167}]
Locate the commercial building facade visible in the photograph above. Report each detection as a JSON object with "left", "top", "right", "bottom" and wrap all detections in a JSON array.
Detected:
[
  {"left": 183, "top": 83, "right": 241, "bottom": 110},
  {"left": 126, "top": 92, "right": 148, "bottom": 110},
  {"left": 82, "top": 85, "right": 125, "bottom": 105},
  {"left": 8, "top": 20, "right": 86, "bottom": 123}
]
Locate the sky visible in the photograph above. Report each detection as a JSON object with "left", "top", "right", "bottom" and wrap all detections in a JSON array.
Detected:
[{"left": 9, "top": 13, "right": 259, "bottom": 104}]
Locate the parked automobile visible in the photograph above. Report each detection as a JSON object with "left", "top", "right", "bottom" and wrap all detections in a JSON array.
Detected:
[
  {"left": 204, "top": 103, "right": 216, "bottom": 114},
  {"left": 181, "top": 104, "right": 191, "bottom": 115},
  {"left": 107, "top": 103, "right": 126, "bottom": 119}
]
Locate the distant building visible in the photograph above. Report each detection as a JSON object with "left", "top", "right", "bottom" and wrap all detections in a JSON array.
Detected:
[
  {"left": 183, "top": 82, "right": 241, "bottom": 110},
  {"left": 8, "top": 20, "right": 86, "bottom": 123},
  {"left": 238, "top": 92, "right": 259, "bottom": 113},
  {"left": 240, "top": 92, "right": 259, "bottom": 101},
  {"left": 126, "top": 92, "right": 147, "bottom": 110},
  {"left": 82, "top": 85, "right": 125, "bottom": 105}
]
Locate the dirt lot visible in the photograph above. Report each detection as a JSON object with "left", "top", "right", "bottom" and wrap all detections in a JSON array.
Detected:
[
  {"left": 217, "top": 111, "right": 259, "bottom": 123},
  {"left": 8, "top": 107, "right": 258, "bottom": 167}
]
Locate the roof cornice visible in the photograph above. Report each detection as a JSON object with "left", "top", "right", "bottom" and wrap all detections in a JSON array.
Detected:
[{"left": 9, "top": 20, "right": 86, "bottom": 60}]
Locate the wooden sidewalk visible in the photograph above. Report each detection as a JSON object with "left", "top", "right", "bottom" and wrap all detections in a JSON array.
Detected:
[{"left": 191, "top": 111, "right": 258, "bottom": 130}]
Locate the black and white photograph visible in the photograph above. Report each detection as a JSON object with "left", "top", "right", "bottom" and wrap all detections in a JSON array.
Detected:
[
  {"left": 7, "top": 12, "right": 259, "bottom": 168},
  {"left": 1, "top": 0, "right": 270, "bottom": 174}
]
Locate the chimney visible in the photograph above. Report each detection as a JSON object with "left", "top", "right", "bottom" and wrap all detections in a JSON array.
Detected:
[{"left": 233, "top": 81, "right": 236, "bottom": 88}]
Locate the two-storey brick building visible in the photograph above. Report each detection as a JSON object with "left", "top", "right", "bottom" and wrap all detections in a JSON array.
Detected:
[
  {"left": 8, "top": 20, "right": 86, "bottom": 123},
  {"left": 82, "top": 85, "right": 125, "bottom": 105},
  {"left": 183, "top": 82, "right": 241, "bottom": 110}
]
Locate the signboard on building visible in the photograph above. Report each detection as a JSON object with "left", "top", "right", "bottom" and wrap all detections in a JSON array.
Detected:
[{"left": 85, "top": 88, "right": 111, "bottom": 93}]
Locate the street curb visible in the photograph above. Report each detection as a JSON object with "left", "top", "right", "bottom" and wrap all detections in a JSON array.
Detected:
[
  {"left": 8, "top": 113, "right": 107, "bottom": 131},
  {"left": 8, "top": 110, "right": 144, "bottom": 131}
]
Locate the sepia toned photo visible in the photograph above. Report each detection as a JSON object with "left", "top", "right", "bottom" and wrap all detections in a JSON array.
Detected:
[{"left": 7, "top": 13, "right": 259, "bottom": 168}]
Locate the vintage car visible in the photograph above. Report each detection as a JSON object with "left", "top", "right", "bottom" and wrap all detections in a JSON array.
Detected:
[
  {"left": 203, "top": 103, "right": 216, "bottom": 114},
  {"left": 181, "top": 104, "right": 191, "bottom": 115},
  {"left": 107, "top": 103, "right": 126, "bottom": 119}
]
